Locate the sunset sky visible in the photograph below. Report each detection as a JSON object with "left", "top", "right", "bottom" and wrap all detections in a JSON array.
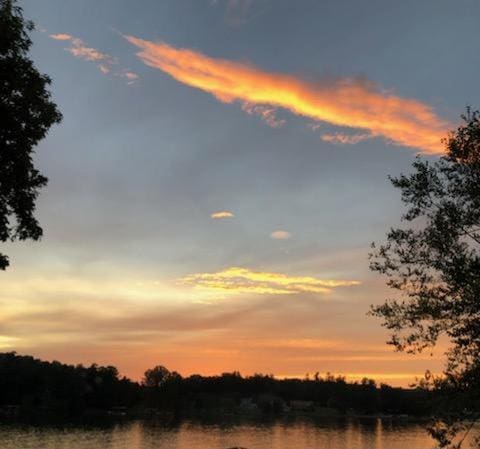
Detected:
[{"left": 2, "top": 0, "right": 480, "bottom": 386}]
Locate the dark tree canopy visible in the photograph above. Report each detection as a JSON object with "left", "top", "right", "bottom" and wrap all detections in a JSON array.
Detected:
[
  {"left": 0, "top": 0, "right": 62, "bottom": 269},
  {"left": 143, "top": 365, "right": 175, "bottom": 388},
  {"left": 370, "top": 109, "right": 480, "bottom": 447},
  {"left": 0, "top": 352, "right": 433, "bottom": 420}
]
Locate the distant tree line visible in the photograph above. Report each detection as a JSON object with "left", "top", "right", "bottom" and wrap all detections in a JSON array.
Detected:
[{"left": 0, "top": 352, "right": 438, "bottom": 421}]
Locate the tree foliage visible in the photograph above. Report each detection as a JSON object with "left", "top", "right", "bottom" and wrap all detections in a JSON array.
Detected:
[
  {"left": 0, "top": 0, "right": 62, "bottom": 269},
  {"left": 0, "top": 352, "right": 433, "bottom": 420},
  {"left": 370, "top": 109, "right": 480, "bottom": 447},
  {"left": 142, "top": 365, "right": 173, "bottom": 388}
]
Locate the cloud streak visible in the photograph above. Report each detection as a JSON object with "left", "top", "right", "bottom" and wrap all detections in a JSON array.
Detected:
[
  {"left": 51, "top": 33, "right": 114, "bottom": 68},
  {"left": 125, "top": 36, "right": 451, "bottom": 153},
  {"left": 211, "top": 211, "right": 235, "bottom": 219},
  {"left": 50, "top": 33, "right": 72, "bottom": 41},
  {"left": 50, "top": 33, "right": 138, "bottom": 84},
  {"left": 241, "top": 102, "right": 285, "bottom": 128},
  {"left": 321, "top": 132, "right": 372, "bottom": 145},
  {"left": 178, "top": 267, "right": 360, "bottom": 295},
  {"left": 270, "top": 230, "right": 291, "bottom": 240}
]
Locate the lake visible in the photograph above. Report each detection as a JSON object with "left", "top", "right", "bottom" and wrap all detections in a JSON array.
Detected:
[{"left": 0, "top": 417, "right": 446, "bottom": 449}]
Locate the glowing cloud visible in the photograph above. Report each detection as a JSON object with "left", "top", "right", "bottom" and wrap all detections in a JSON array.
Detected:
[
  {"left": 50, "top": 33, "right": 73, "bottom": 41},
  {"left": 211, "top": 211, "right": 235, "bottom": 219},
  {"left": 125, "top": 36, "right": 451, "bottom": 153},
  {"left": 69, "top": 41, "right": 110, "bottom": 63},
  {"left": 178, "top": 267, "right": 360, "bottom": 295},
  {"left": 270, "top": 230, "right": 291, "bottom": 240},
  {"left": 50, "top": 33, "right": 113, "bottom": 67},
  {"left": 50, "top": 33, "right": 139, "bottom": 84}
]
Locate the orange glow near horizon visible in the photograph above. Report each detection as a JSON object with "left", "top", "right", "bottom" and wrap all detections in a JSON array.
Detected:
[
  {"left": 0, "top": 262, "right": 443, "bottom": 389},
  {"left": 126, "top": 36, "right": 451, "bottom": 153},
  {"left": 25, "top": 347, "right": 436, "bottom": 388}
]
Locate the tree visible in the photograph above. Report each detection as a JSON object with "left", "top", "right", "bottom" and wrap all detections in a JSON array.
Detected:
[
  {"left": 370, "top": 109, "right": 480, "bottom": 448},
  {"left": 142, "top": 365, "right": 171, "bottom": 388},
  {"left": 0, "top": 0, "right": 62, "bottom": 269}
]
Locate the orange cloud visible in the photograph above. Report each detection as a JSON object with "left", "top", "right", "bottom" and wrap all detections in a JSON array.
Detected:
[
  {"left": 178, "top": 266, "right": 360, "bottom": 295},
  {"left": 50, "top": 33, "right": 113, "bottom": 72},
  {"left": 69, "top": 41, "right": 111, "bottom": 63},
  {"left": 50, "top": 33, "right": 73, "bottom": 41},
  {"left": 50, "top": 33, "right": 138, "bottom": 84},
  {"left": 125, "top": 36, "right": 451, "bottom": 153},
  {"left": 211, "top": 211, "right": 235, "bottom": 219},
  {"left": 270, "top": 230, "right": 291, "bottom": 240}
]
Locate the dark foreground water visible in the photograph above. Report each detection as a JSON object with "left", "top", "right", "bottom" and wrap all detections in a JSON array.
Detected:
[{"left": 0, "top": 417, "right": 456, "bottom": 449}]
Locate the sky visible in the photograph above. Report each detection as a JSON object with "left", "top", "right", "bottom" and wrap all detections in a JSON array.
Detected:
[{"left": 2, "top": 0, "right": 480, "bottom": 387}]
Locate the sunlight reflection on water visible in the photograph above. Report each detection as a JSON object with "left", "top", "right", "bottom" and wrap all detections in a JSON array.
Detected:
[{"left": 0, "top": 418, "right": 440, "bottom": 449}]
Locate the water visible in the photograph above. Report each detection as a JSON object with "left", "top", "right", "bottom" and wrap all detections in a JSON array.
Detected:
[{"left": 0, "top": 418, "right": 443, "bottom": 449}]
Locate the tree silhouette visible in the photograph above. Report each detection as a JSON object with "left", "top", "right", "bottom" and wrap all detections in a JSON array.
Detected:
[
  {"left": 0, "top": 0, "right": 62, "bottom": 269},
  {"left": 370, "top": 109, "right": 480, "bottom": 448},
  {"left": 143, "top": 365, "right": 171, "bottom": 388},
  {"left": 0, "top": 352, "right": 433, "bottom": 419}
]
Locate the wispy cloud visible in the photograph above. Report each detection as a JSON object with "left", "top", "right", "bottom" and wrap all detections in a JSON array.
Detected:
[
  {"left": 270, "top": 230, "right": 291, "bottom": 240},
  {"left": 211, "top": 211, "right": 235, "bottom": 219},
  {"left": 69, "top": 40, "right": 113, "bottom": 63},
  {"left": 50, "top": 33, "right": 73, "bottom": 41},
  {"left": 99, "top": 64, "right": 110, "bottom": 75},
  {"left": 178, "top": 267, "right": 360, "bottom": 295},
  {"left": 125, "top": 36, "right": 451, "bottom": 153},
  {"left": 242, "top": 102, "right": 285, "bottom": 128},
  {"left": 212, "top": 0, "right": 268, "bottom": 27},
  {"left": 51, "top": 33, "right": 114, "bottom": 68},
  {"left": 321, "top": 132, "right": 372, "bottom": 145},
  {"left": 307, "top": 122, "right": 322, "bottom": 131},
  {"left": 122, "top": 71, "right": 139, "bottom": 84},
  {"left": 50, "top": 33, "right": 139, "bottom": 84}
]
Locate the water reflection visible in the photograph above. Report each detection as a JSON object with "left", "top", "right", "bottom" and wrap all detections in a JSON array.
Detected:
[{"left": 0, "top": 418, "right": 439, "bottom": 449}]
